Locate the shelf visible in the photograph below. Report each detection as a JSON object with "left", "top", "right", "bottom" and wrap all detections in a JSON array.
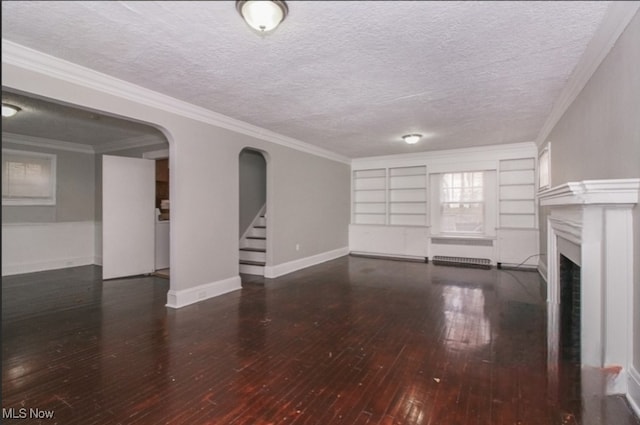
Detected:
[
  {"left": 354, "top": 175, "right": 388, "bottom": 180},
  {"left": 389, "top": 201, "right": 426, "bottom": 204},
  {"left": 499, "top": 183, "right": 535, "bottom": 187},
  {"left": 353, "top": 166, "right": 426, "bottom": 226}
]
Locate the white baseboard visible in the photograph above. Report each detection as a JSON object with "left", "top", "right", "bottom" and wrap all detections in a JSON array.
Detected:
[
  {"left": 350, "top": 251, "right": 426, "bottom": 262},
  {"left": 2, "top": 256, "right": 96, "bottom": 276},
  {"left": 264, "top": 246, "right": 349, "bottom": 279},
  {"left": 165, "top": 275, "right": 241, "bottom": 309},
  {"left": 628, "top": 365, "right": 640, "bottom": 418}
]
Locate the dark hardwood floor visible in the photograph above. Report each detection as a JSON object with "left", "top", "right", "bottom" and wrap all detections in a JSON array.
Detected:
[{"left": 2, "top": 256, "right": 639, "bottom": 424}]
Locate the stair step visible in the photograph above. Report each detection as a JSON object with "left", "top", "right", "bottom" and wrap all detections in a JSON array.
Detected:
[
  {"left": 254, "top": 225, "right": 266, "bottom": 229},
  {"left": 239, "top": 263, "right": 264, "bottom": 275},
  {"left": 246, "top": 236, "right": 266, "bottom": 240},
  {"left": 240, "top": 247, "right": 266, "bottom": 252},
  {"left": 239, "top": 260, "right": 266, "bottom": 266}
]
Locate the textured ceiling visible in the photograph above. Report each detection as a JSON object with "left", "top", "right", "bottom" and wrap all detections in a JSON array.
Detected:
[{"left": 1, "top": 1, "right": 610, "bottom": 158}]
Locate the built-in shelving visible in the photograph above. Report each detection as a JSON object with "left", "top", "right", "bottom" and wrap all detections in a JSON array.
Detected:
[
  {"left": 498, "top": 158, "right": 535, "bottom": 228},
  {"left": 353, "top": 168, "right": 387, "bottom": 224},
  {"left": 388, "top": 166, "right": 427, "bottom": 226},
  {"left": 353, "top": 166, "right": 427, "bottom": 226}
]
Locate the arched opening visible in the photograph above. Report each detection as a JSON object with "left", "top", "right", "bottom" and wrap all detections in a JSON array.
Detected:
[
  {"left": 1, "top": 89, "right": 172, "bottom": 280},
  {"left": 238, "top": 148, "right": 267, "bottom": 277}
]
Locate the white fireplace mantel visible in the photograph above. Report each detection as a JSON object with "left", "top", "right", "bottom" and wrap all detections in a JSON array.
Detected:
[
  {"left": 539, "top": 178, "right": 640, "bottom": 206},
  {"left": 539, "top": 178, "right": 639, "bottom": 396}
]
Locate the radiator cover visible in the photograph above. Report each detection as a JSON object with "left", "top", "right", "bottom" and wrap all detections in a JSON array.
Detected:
[{"left": 432, "top": 255, "right": 492, "bottom": 269}]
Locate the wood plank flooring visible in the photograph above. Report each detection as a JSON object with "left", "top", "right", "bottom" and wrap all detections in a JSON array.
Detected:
[{"left": 2, "top": 256, "right": 639, "bottom": 424}]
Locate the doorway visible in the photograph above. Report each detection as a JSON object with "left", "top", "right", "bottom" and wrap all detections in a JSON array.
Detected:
[
  {"left": 145, "top": 150, "right": 171, "bottom": 278},
  {"left": 238, "top": 148, "right": 267, "bottom": 276}
]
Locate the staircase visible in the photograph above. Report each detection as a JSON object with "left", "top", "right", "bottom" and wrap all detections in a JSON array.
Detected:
[{"left": 239, "top": 208, "right": 266, "bottom": 275}]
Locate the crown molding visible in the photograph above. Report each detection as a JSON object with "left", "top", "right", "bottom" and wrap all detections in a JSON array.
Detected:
[
  {"left": 535, "top": 2, "right": 640, "bottom": 147},
  {"left": 2, "top": 132, "right": 94, "bottom": 154},
  {"left": 352, "top": 141, "right": 538, "bottom": 166},
  {"left": 1, "top": 39, "right": 351, "bottom": 165}
]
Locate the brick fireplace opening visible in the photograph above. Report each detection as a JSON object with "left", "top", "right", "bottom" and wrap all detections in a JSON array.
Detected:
[{"left": 559, "top": 254, "right": 581, "bottom": 365}]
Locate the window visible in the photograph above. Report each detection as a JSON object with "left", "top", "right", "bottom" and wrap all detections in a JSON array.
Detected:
[
  {"left": 2, "top": 149, "right": 56, "bottom": 206},
  {"left": 440, "top": 172, "right": 484, "bottom": 234},
  {"left": 538, "top": 143, "right": 551, "bottom": 190}
]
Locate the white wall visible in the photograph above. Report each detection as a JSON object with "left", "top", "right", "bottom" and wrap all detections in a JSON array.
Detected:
[
  {"left": 2, "top": 221, "right": 97, "bottom": 275},
  {"left": 1, "top": 45, "right": 350, "bottom": 308},
  {"left": 538, "top": 9, "right": 640, "bottom": 411}
]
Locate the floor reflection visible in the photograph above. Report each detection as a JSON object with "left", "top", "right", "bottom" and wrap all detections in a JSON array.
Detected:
[{"left": 441, "top": 286, "right": 491, "bottom": 353}]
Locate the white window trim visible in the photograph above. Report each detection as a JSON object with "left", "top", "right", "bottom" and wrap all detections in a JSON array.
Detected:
[
  {"left": 2, "top": 148, "right": 57, "bottom": 206},
  {"left": 430, "top": 170, "right": 497, "bottom": 238},
  {"left": 538, "top": 143, "right": 551, "bottom": 191}
]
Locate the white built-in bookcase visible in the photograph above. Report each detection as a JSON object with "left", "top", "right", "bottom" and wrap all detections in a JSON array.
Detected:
[
  {"left": 498, "top": 158, "right": 536, "bottom": 229},
  {"left": 353, "top": 166, "right": 427, "bottom": 226},
  {"left": 388, "top": 166, "right": 427, "bottom": 226},
  {"left": 352, "top": 168, "right": 387, "bottom": 225}
]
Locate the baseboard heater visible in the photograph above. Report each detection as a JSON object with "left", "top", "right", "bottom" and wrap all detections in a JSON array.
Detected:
[{"left": 432, "top": 255, "right": 491, "bottom": 269}]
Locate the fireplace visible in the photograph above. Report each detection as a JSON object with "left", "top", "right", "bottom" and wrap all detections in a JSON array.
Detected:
[
  {"left": 559, "top": 254, "right": 580, "bottom": 364},
  {"left": 539, "top": 179, "right": 639, "bottom": 397}
]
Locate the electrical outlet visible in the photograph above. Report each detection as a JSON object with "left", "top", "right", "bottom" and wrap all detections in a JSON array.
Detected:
[{"left": 295, "top": 244, "right": 300, "bottom": 251}]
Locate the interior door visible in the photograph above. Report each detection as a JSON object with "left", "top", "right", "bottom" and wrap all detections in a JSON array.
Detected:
[{"left": 102, "top": 155, "right": 155, "bottom": 280}]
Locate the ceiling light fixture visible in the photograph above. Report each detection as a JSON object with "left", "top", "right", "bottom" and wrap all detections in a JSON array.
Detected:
[
  {"left": 236, "top": 0, "right": 288, "bottom": 33},
  {"left": 2, "top": 104, "right": 21, "bottom": 118},
  {"left": 402, "top": 134, "right": 422, "bottom": 145}
]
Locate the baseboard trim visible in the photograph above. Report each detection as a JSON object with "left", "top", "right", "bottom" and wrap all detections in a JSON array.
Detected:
[
  {"left": 264, "top": 246, "right": 349, "bottom": 279},
  {"left": 165, "top": 275, "right": 241, "bottom": 309},
  {"left": 350, "top": 252, "right": 427, "bottom": 262},
  {"left": 2, "top": 256, "right": 96, "bottom": 276},
  {"left": 628, "top": 365, "right": 640, "bottom": 418}
]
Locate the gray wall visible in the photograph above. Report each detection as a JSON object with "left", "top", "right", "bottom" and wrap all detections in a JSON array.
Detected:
[
  {"left": 269, "top": 148, "right": 350, "bottom": 264},
  {"left": 2, "top": 141, "right": 95, "bottom": 223},
  {"left": 239, "top": 149, "right": 266, "bottom": 237},
  {"left": 538, "top": 11, "right": 640, "bottom": 369},
  {"left": 3, "top": 58, "right": 352, "bottom": 295}
]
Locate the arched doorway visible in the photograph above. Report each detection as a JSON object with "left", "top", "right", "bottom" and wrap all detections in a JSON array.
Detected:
[
  {"left": 0, "top": 89, "right": 171, "bottom": 280},
  {"left": 238, "top": 148, "right": 267, "bottom": 276}
]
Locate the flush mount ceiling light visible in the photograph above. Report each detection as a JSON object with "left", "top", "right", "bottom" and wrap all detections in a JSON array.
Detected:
[
  {"left": 2, "top": 103, "right": 21, "bottom": 118},
  {"left": 236, "top": 0, "right": 288, "bottom": 33},
  {"left": 402, "top": 134, "right": 422, "bottom": 145}
]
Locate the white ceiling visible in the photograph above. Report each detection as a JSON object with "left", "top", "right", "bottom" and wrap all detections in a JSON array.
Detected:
[{"left": 1, "top": 1, "right": 611, "bottom": 158}]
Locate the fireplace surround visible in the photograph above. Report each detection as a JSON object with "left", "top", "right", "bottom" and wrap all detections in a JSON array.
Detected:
[{"left": 539, "top": 179, "right": 639, "bottom": 398}]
